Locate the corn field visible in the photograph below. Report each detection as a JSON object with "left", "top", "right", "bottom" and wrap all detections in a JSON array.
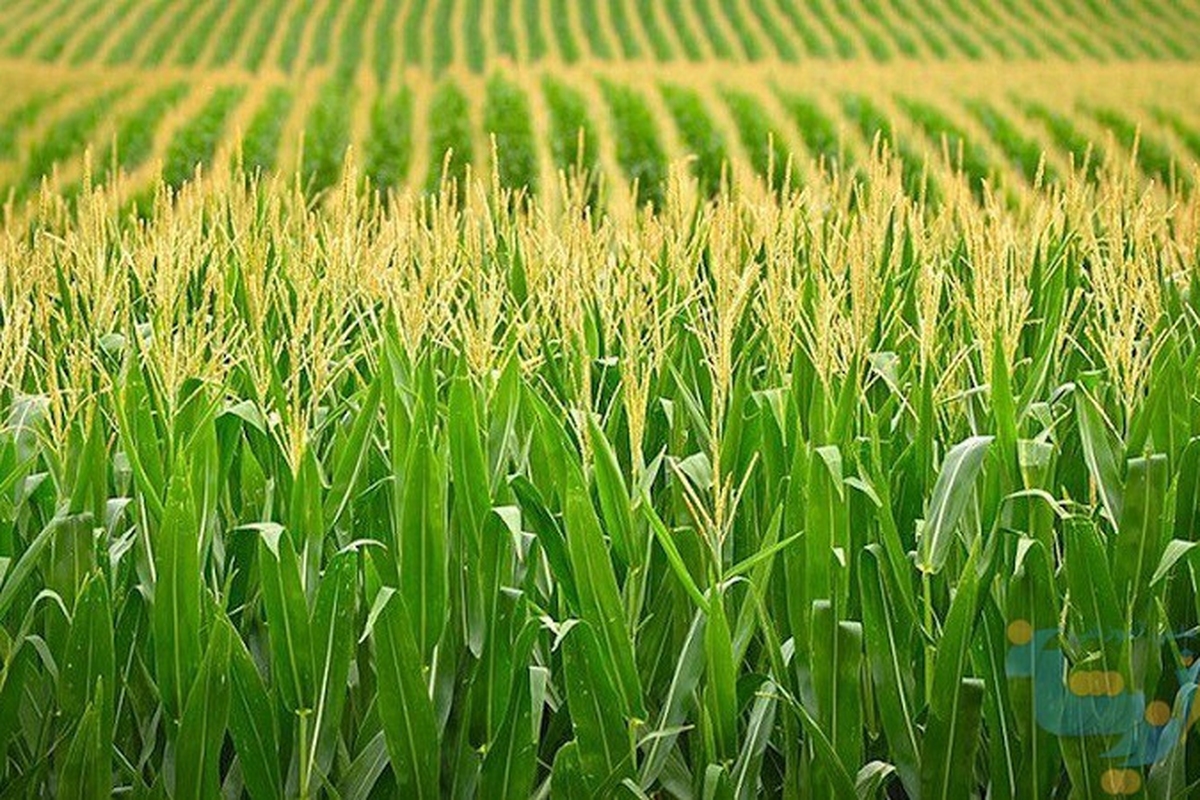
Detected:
[
  {"left": 4, "top": 1, "right": 1200, "bottom": 798},
  {"left": 0, "top": 149, "right": 1196, "bottom": 798}
]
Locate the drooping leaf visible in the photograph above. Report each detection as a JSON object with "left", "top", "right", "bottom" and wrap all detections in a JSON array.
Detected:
[{"left": 917, "top": 435, "right": 993, "bottom": 574}]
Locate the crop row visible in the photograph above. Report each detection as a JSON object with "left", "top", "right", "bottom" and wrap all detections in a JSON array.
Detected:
[
  {"left": 5, "top": 0, "right": 1200, "bottom": 78},
  {"left": 3, "top": 73, "right": 1200, "bottom": 207},
  {"left": 1, "top": 141, "right": 1199, "bottom": 798}
]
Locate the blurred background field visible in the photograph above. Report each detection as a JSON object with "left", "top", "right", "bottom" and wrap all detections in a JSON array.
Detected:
[{"left": 1, "top": 0, "right": 1200, "bottom": 207}]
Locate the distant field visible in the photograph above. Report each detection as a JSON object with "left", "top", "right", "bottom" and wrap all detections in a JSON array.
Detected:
[{"left": 1, "top": 1, "right": 1200, "bottom": 204}]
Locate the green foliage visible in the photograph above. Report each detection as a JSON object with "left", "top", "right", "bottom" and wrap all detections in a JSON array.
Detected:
[
  {"left": 966, "top": 98, "right": 1056, "bottom": 184},
  {"left": 306, "top": 0, "right": 343, "bottom": 68},
  {"left": 692, "top": 0, "right": 734, "bottom": 59},
  {"left": 209, "top": 0, "right": 259, "bottom": 67},
  {"left": 606, "top": 0, "right": 642, "bottom": 59},
  {"left": 2, "top": 148, "right": 1200, "bottom": 797},
  {"left": 23, "top": 85, "right": 129, "bottom": 192},
  {"left": 69, "top": 0, "right": 136, "bottom": 66},
  {"left": 162, "top": 85, "right": 245, "bottom": 188},
  {"left": 172, "top": 0, "right": 226, "bottom": 67},
  {"left": 601, "top": 80, "right": 667, "bottom": 207},
  {"left": 403, "top": 0, "right": 431, "bottom": 66},
  {"left": 484, "top": 75, "right": 538, "bottom": 192},
  {"left": 859, "top": 0, "right": 919, "bottom": 57},
  {"left": 105, "top": 0, "right": 173, "bottom": 65},
  {"left": 278, "top": 0, "right": 316, "bottom": 71},
  {"left": 333, "top": 0, "right": 372, "bottom": 85},
  {"left": 832, "top": 0, "right": 891, "bottom": 60},
  {"left": 660, "top": 83, "right": 727, "bottom": 193},
  {"left": 140, "top": 0, "right": 204, "bottom": 66},
  {"left": 841, "top": 92, "right": 936, "bottom": 202},
  {"left": 1023, "top": 99, "right": 1103, "bottom": 180},
  {"left": 722, "top": 88, "right": 790, "bottom": 187},
  {"left": 543, "top": 76, "right": 599, "bottom": 173},
  {"left": 493, "top": 0, "right": 517, "bottom": 59},
  {"left": 243, "top": 0, "right": 287, "bottom": 71},
  {"left": 302, "top": 81, "right": 353, "bottom": 195},
  {"left": 778, "top": 90, "right": 847, "bottom": 170},
  {"left": 111, "top": 83, "right": 190, "bottom": 173},
  {"left": 748, "top": 0, "right": 799, "bottom": 61},
  {"left": 463, "top": 0, "right": 486, "bottom": 71},
  {"left": 522, "top": 0, "right": 547, "bottom": 60},
  {"left": 549, "top": 0, "right": 580, "bottom": 63},
  {"left": 898, "top": 95, "right": 993, "bottom": 199},
  {"left": 1093, "top": 105, "right": 1191, "bottom": 192},
  {"left": 634, "top": 1, "right": 673, "bottom": 60},
  {"left": 373, "top": 0, "right": 405, "bottom": 84},
  {"left": 241, "top": 87, "right": 292, "bottom": 174},
  {"left": 720, "top": 0, "right": 764, "bottom": 60},
  {"left": 664, "top": 0, "right": 704, "bottom": 59},
  {"left": 432, "top": 0, "right": 456, "bottom": 73},
  {"left": 1152, "top": 106, "right": 1200, "bottom": 165},
  {"left": 578, "top": 0, "right": 612, "bottom": 59},
  {"left": 425, "top": 80, "right": 474, "bottom": 191},
  {"left": 801, "top": 0, "right": 855, "bottom": 58},
  {"left": 366, "top": 87, "right": 414, "bottom": 192},
  {"left": 0, "top": 90, "right": 64, "bottom": 160}
]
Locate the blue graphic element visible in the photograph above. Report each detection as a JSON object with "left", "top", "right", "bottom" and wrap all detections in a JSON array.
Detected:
[{"left": 1005, "top": 626, "right": 1200, "bottom": 768}]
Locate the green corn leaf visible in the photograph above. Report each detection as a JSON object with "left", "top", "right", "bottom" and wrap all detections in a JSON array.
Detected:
[
  {"left": 510, "top": 474, "right": 579, "bottom": 609},
  {"left": 921, "top": 542, "right": 988, "bottom": 799},
  {"left": 973, "top": 600, "right": 1020, "bottom": 800},
  {"left": 791, "top": 697, "right": 858, "bottom": 798},
  {"left": 290, "top": 446, "right": 324, "bottom": 595},
  {"left": 324, "top": 372, "right": 383, "bottom": 533},
  {"left": 806, "top": 445, "right": 845, "bottom": 604},
  {"left": 479, "top": 665, "right": 544, "bottom": 799},
  {"left": 855, "top": 761, "right": 897, "bottom": 798},
  {"left": 338, "top": 731, "right": 389, "bottom": 800},
  {"left": 154, "top": 468, "right": 203, "bottom": 722},
  {"left": 705, "top": 589, "right": 738, "bottom": 764},
  {"left": 0, "top": 513, "right": 75, "bottom": 620},
  {"left": 991, "top": 331, "right": 1018, "bottom": 481},
  {"left": 810, "top": 601, "right": 864, "bottom": 794},
  {"left": 449, "top": 375, "right": 491, "bottom": 654},
  {"left": 562, "top": 621, "right": 636, "bottom": 795},
  {"left": 730, "top": 680, "right": 777, "bottom": 799},
  {"left": 1006, "top": 538, "right": 1059, "bottom": 800},
  {"left": 115, "top": 351, "right": 165, "bottom": 522},
  {"left": 58, "top": 695, "right": 107, "bottom": 800},
  {"left": 551, "top": 740, "right": 590, "bottom": 800},
  {"left": 640, "top": 612, "right": 706, "bottom": 789},
  {"left": 588, "top": 414, "right": 640, "bottom": 567},
  {"left": 641, "top": 492, "right": 708, "bottom": 612},
  {"left": 59, "top": 572, "right": 114, "bottom": 757},
  {"left": 175, "top": 615, "right": 232, "bottom": 800},
  {"left": 309, "top": 549, "right": 359, "bottom": 777},
  {"left": 1076, "top": 389, "right": 1124, "bottom": 528},
  {"left": 1152, "top": 539, "right": 1200, "bottom": 586},
  {"left": 257, "top": 523, "right": 314, "bottom": 713},
  {"left": 920, "top": 677, "right": 986, "bottom": 800},
  {"left": 1063, "top": 519, "right": 1121, "bottom": 655},
  {"left": 860, "top": 545, "right": 920, "bottom": 797},
  {"left": 1174, "top": 438, "right": 1200, "bottom": 541},
  {"left": 564, "top": 482, "right": 645, "bottom": 719},
  {"left": 1114, "top": 454, "right": 1168, "bottom": 616},
  {"left": 398, "top": 422, "right": 447, "bottom": 658},
  {"left": 917, "top": 435, "right": 993, "bottom": 574},
  {"left": 228, "top": 622, "right": 282, "bottom": 800},
  {"left": 371, "top": 587, "right": 439, "bottom": 800}
]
